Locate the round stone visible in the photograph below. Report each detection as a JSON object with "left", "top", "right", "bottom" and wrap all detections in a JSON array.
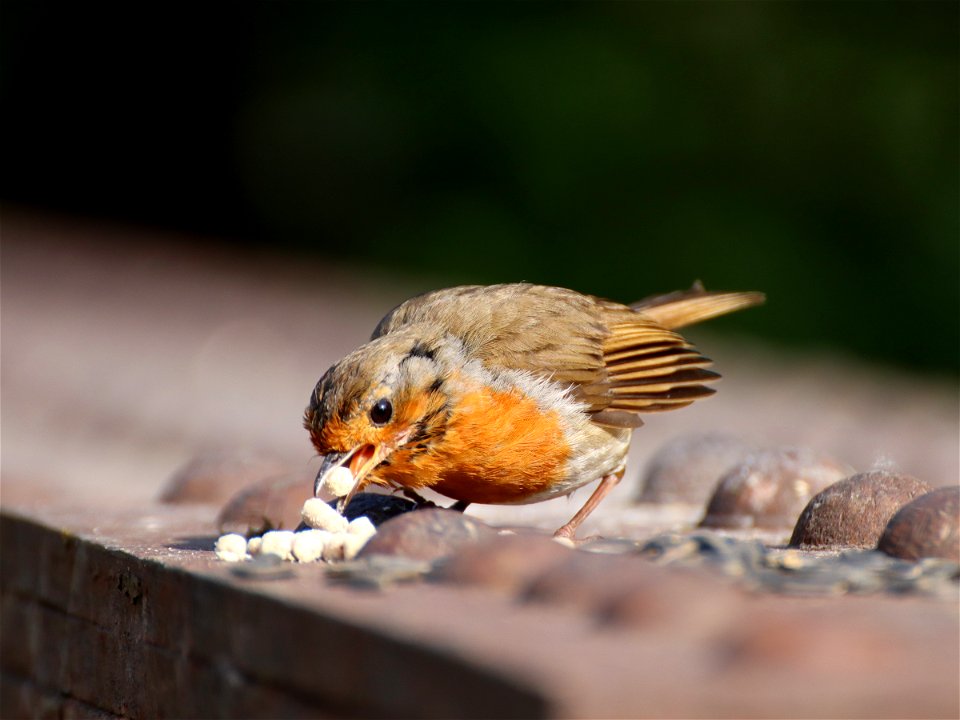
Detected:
[
  {"left": 877, "top": 486, "right": 960, "bottom": 562},
  {"left": 159, "top": 449, "right": 292, "bottom": 505},
  {"left": 359, "top": 509, "right": 496, "bottom": 562},
  {"left": 699, "top": 447, "right": 851, "bottom": 530},
  {"left": 432, "top": 533, "right": 573, "bottom": 592},
  {"left": 789, "top": 471, "right": 934, "bottom": 550},
  {"left": 217, "top": 472, "right": 313, "bottom": 536},
  {"left": 637, "top": 434, "right": 757, "bottom": 505}
]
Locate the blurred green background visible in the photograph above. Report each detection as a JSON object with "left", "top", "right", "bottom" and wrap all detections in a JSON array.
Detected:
[{"left": 2, "top": 2, "right": 957, "bottom": 375}]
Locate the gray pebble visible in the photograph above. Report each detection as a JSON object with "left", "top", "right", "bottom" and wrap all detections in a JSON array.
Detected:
[{"left": 640, "top": 531, "right": 959, "bottom": 598}]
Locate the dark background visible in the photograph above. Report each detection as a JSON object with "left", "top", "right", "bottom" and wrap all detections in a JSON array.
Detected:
[{"left": 2, "top": 2, "right": 957, "bottom": 375}]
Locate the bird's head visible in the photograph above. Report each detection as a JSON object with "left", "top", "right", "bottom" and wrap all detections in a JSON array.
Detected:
[{"left": 303, "top": 327, "right": 451, "bottom": 510}]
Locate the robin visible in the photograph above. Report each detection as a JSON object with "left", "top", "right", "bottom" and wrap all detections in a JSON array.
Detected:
[{"left": 304, "top": 282, "right": 763, "bottom": 539}]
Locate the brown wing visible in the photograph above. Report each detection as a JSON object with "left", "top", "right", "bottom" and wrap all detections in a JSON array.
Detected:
[
  {"left": 630, "top": 281, "right": 766, "bottom": 330},
  {"left": 597, "top": 318, "right": 719, "bottom": 417},
  {"left": 373, "top": 283, "right": 758, "bottom": 429},
  {"left": 372, "top": 283, "right": 610, "bottom": 387}
]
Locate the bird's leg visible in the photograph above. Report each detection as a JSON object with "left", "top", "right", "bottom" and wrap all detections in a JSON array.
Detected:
[
  {"left": 449, "top": 500, "right": 471, "bottom": 513},
  {"left": 398, "top": 487, "right": 440, "bottom": 509},
  {"left": 553, "top": 471, "right": 624, "bottom": 540}
]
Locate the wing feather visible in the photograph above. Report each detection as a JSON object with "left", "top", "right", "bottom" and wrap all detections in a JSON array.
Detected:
[{"left": 370, "top": 282, "right": 760, "bottom": 426}]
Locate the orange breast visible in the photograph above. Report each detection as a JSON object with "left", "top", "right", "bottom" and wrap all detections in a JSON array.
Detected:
[{"left": 380, "top": 384, "right": 571, "bottom": 504}]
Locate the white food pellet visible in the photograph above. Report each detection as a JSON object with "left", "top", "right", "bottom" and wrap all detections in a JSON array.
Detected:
[
  {"left": 346, "top": 516, "right": 377, "bottom": 540},
  {"left": 246, "top": 536, "right": 262, "bottom": 555},
  {"left": 320, "top": 465, "right": 356, "bottom": 498},
  {"left": 215, "top": 533, "right": 249, "bottom": 563},
  {"left": 259, "top": 530, "right": 297, "bottom": 561},
  {"left": 301, "top": 497, "right": 349, "bottom": 533},
  {"left": 341, "top": 533, "right": 369, "bottom": 561},
  {"left": 321, "top": 533, "right": 347, "bottom": 562},
  {"left": 292, "top": 529, "right": 332, "bottom": 563}
]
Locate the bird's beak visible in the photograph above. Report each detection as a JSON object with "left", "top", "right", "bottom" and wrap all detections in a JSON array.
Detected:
[{"left": 314, "top": 443, "right": 388, "bottom": 513}]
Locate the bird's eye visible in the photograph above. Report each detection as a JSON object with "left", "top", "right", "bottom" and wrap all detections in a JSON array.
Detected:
[{"left": 369, "top": 398, "right": 393, "bottom": 425}]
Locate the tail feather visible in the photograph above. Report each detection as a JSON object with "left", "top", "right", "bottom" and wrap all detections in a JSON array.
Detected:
[{"left": 631, "top": 281, "right": 765, "bottom": 330}]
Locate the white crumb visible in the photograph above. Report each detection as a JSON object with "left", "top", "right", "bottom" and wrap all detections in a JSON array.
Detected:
[
  {"left": 292, "top": 529, "right": 332, "bottom": 563},
  {"left": 346, "top": 516, "right": 377, "bottom": 540},
  {"left": 259, "top": 530, "right": 297, "bottom": 561},
  {"left": 230, "top": 500, "right": 378, "bottom": 564},
  {"left": 342, "top": 533, "right": 369, "bottom": 561},
  {"left": 320, "top": 465, "right": 357, "bottom": 498},
  {"left": 215, "top": 533, "right": 249, "bottom": 563},
  {"left": 301, "top": 497, "right": 349, "bottom": 532},
  {"left": 321, "top": 533, "right": 347, "bottom": 562}
]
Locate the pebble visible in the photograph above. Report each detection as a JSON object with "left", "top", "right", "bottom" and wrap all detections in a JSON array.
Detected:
[
  {"left": 431, "top": 534, "right": 574, "bottom": 592},
  {"left": 217, "top": 472, "right": 315, "bottom": 536},
  {"left": 637, "top": 434, "right": 757, "bottom": 505},
  {"left": 789, "top": 471, "right": 933, "bottom": 550},
  {"left": 577, "top": 537, "right": 643, "bottom": 555},
  {"left": 326, "top": 555, "right": 435, "bottom": 589},
  {"left": 359, "top": 509, "right": 497, "bottom": 562},
  {"left": 641, "top": 531, "right": 959, "bottom": 598},
  {"left": 159, "top": 449, "right": 292, "bottom": 505},
  {"left": 699, "top": 447, "right": 851, "bottom": 530},
  {"left": 878, "top": 486, "right": 960, "bottom": 562},
  {"left": 230, "top": 553, "right": 295, "bottom": 581}
]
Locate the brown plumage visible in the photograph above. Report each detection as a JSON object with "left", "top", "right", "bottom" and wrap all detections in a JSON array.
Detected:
[{"left": 304, "top": 282, "right": 763, "bottom": 538}]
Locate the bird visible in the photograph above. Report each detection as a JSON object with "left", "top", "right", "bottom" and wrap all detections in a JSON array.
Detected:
[{"left": 304, "top": 282, "right": 764, "bottom": 539}]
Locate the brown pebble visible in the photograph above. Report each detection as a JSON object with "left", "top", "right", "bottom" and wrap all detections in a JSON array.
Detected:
[
  {"left": 699, "top": 447, "right": 851, "bottom": 530},
  {"left": 637, "top": 434, "right": 757, "bottom": 505},
  {"left": 159, "top": 449, "right": 292, "bottom": 505},
  {"left": 877, "top": 486, "right": 960, "bottom": 562},
  {"left": 216, "top": 471, "right": 314, "bottom": 536},
  {"left": 432, "top": 533, "right": 573, "bottom": 592},
  {"left": 789, "top": 471, "right": 933, "bottom": 550},
  {"left": 359, "top": 509, "right": 497, "bottom": 562}
]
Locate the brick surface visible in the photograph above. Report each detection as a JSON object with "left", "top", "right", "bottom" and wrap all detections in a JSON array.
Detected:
[
  {"left": 3, "top": 214, "right": 959, "bottom": 719},
  {"left": 6, "top": 502, "right": 959, "bottom": 718}
]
